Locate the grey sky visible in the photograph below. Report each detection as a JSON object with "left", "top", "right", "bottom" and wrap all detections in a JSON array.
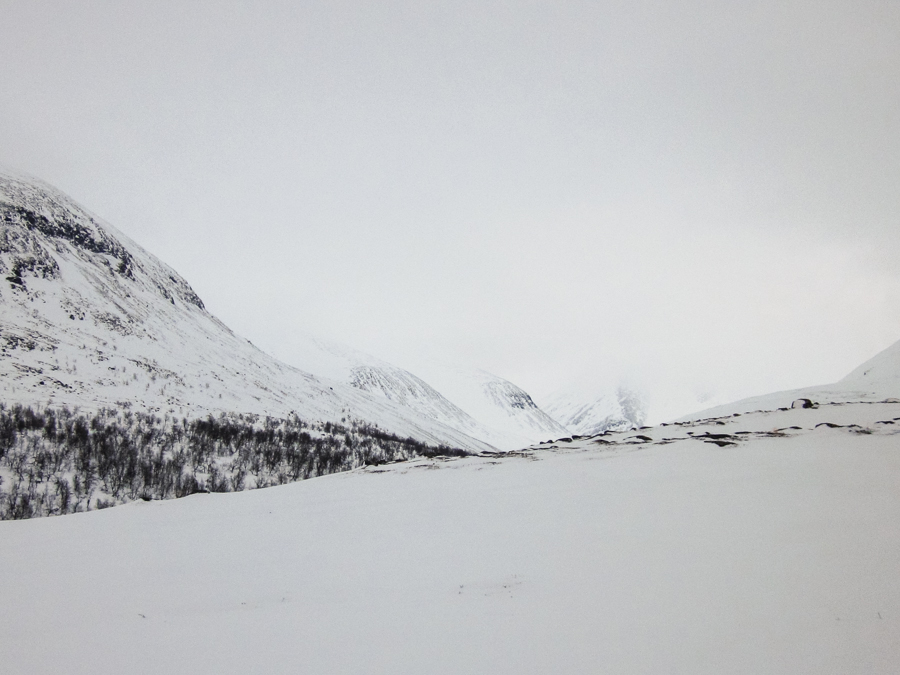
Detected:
[{"left": 2, "top": 0, "right": 899, "bottom": 417}]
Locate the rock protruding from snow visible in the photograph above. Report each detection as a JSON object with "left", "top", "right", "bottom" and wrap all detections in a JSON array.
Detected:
[{"left": 791, "top": 398, "right": 815, "bottom": 409}]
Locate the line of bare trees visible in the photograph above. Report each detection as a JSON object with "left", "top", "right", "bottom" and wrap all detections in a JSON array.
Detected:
[{"left": 0, "top": 404, "right": 466, "bottom": 520}]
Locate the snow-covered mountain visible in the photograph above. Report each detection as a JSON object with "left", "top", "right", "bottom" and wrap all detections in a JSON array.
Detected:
[
  {"left": 393, "top": 359, "right": 569, "bottom": 448},
  {"left": 268, "top": 337, "right": 567, "bottom": 450},
  {"left": 539, "top": 385, "right": 646, "bottom": 436},
  {"left": 269, "top": 336, "right": 513, "bottom": 446},
  {"left": 681, "top": 338, "right": 900, "bottom": 420},
  {"left": 0, "top": 169, "right": 494, "bottom": 452}
]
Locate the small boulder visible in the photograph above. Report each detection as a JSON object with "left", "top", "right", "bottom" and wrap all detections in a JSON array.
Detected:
[{"left": 791, "top": 398, "right": 815, "bottom": 409}]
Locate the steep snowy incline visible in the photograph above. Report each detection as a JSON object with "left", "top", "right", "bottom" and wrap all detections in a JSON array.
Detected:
[
  {"left": 0, "top": 170, "right": 493, "bottom": 452},
  {"left": 386, "top": 359, "right": 569, "bottom": 449},
  {"left": 1, "top": 401, "right": 897, "bottom": 674},
  {"left": 840, "top": 338, "right": 900, "bottom": 392},
  {"left": 539, "top": 385, "right": 645, "bottom": 436},
  {"left": 273, "top": 338, "right": 567, "bottom": 450},
  {"left": 681, "top": 338, "right": 900, "bottom": 420},
  {"left": 268, "top": 335, "right": 513, "bottom": 447}
]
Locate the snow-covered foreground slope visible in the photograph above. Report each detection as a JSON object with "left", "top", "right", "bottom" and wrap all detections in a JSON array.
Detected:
[
  {"left": 0, "top": 169, "right": 492, "bottom": 452},
  {"left": 682, "top": 338, "right": 900, "bottom": 420},
  {"left": 2, "top": 401, "right": 898, "bottom": 674}
]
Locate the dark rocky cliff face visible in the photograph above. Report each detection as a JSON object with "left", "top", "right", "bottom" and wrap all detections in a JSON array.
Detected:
[
  {"left": 484, "top": 378, "right": 541, "bottom": 411},
  {"left": 0, "top": 174, "right": 204, "bottom": 310},
  {"left": 2, "top": 203, "right": 134, "bottom": 277}
]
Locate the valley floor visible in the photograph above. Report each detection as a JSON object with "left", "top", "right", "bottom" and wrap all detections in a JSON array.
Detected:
[{"left": 1, "top": 402, "right": 899, "bottom": 674}]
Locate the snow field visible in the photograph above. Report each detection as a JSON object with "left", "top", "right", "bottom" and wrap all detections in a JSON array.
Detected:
[{"left": 1, "top": 404, "right": 898, "bottom": 674}]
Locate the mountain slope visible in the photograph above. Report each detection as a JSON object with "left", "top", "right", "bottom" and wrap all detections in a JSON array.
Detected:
[
  {"left": 260, "top": 335, "right": 518, "bottom": 446},
  {"left": 681, "top": 339, "right": 900, "bottom": 420},
  {"left": 379, "top": 359, "right": 569, "bottom": 449},
  {"left": 0, "top": 169, "right": 493, "bottom": 452},
  {"left": 839, "top": 338, "right": 900, "bottom": 392},
  {"left": 540, "top": 385, "right": 646, "bottom": 436},
  {"left": 270, "top": 338, "right": 568, "bottom": 450}
]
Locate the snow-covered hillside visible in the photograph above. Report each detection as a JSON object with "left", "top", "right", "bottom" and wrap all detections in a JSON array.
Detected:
[
  {"left": 0, "top": 169, "right": 493, "bottom": 452},
  {"left": 265, "top": 336, "right": 563, "bottom": 450},
  {"left": 2, "top": 399, "right": 897, "bottom": 674},
  {"left": 682, "top": 338, "right": 900, "bottom": 420},
  {"left": 540, "top": 385, "right": 646, "bottom": 436},
  {"left": 376, "top": 357, "right": 568, "bottom": 449}
]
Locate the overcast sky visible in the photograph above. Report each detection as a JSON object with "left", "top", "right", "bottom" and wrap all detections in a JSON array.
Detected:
[{"left": 2, "top": 0, "right": 899, "bottom": 418}]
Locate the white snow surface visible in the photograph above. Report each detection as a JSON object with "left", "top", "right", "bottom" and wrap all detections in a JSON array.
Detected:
[
  {"left": 681, "top": 338, "right": 900, "bottom": 421},
  {"left": 0, "top": 170, "right": 494, "bottom": 452},
  {"left": 1, "top": 400, "right": 899, "bottom": 673}
]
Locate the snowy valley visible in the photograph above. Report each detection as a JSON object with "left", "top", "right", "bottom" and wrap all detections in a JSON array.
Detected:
[
  {"left": 0, "top": 170, "right": 636, "bottom": 516},
  {"left": 1, "top": 397, "right": 898, "bottom": 673},
  {"left": 1, "top": 170, "right": 899, "bottom": 673}
]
